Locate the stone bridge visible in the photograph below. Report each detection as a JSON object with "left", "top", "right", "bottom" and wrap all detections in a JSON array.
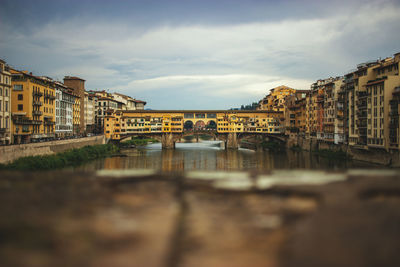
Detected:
[
  {"left": 114, "top": 130, "right": 287, "bottom": 149},
  {"left": 105, "top": 110, "right": 286, "bottom": 149}
]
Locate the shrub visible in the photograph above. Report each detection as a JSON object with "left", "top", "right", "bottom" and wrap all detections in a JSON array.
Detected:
[{"left": 4, "top": 144, "right": 119, "bottom": 171}]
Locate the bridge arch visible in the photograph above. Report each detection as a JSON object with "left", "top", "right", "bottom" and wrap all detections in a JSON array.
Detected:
[
  {"left": 206, "top": 120, "right": 217, "bottom": 130},
  {"left": 194, "top": 120, "right": 206, "bottom": 131},
  {"left": 184, "top": 120, "right": 194, "bottom": 131}
]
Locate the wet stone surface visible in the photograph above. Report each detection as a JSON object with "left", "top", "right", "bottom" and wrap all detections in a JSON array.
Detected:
[{"left": 0, "top": 170, "right": 400, "bottom": 267}]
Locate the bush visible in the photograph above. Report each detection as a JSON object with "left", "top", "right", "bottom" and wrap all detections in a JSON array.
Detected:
[
  {"left": 3, "top": 144, "right": 119, "bottom": 171},
  {"left": 119, "top": 137, "right": 159, "bottom": 148}
]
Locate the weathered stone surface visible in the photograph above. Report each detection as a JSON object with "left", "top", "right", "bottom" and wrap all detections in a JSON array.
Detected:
[
  {"left": 0, "top": 170, "right": 400, "bottom": 267},
  {"left": 0, "top": 135, "right": 105, "bottom": 164},
  {"left": 161, "top": 133, "right": 177, "bottom": 149},
  {"left": 226, "top": 132, "right": 239, "bottom": 149}
]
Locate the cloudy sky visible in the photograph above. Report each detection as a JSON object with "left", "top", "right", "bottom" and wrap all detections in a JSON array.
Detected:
[{"left": 1, "top": 0, "right": 399, "bottom": 109}]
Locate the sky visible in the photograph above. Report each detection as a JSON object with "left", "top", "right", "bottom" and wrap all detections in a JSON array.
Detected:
[{"left": 1, "top": 0, "right": 400, "bottom": 109}]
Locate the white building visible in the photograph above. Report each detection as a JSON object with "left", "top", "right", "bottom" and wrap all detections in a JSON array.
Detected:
[
  {"left": 55, "top": 81, "right": 75, "bottom": 138},
  {"left": 84, "top": 92, "right": 96, "bottom": 133},
  {"left": 0, "top": 59, "right": 12, "bottom": 144}
]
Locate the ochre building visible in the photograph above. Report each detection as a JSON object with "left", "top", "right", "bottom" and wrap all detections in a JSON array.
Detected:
[{"left": 10, "top": 69, "right": 56, "bottom": 143}]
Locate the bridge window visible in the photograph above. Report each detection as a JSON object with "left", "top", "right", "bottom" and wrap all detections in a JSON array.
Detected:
[
  {"left": 195, "top": 113, "right": 205, "bottom": 118},
  {"left": 184, "top": 113, "right": 194, "bottom": 118},
  {"left": 207, "top": 113, "right": 216, "bottom": 118}
]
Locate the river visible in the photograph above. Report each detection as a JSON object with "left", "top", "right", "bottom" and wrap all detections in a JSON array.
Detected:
[{"left": 78, "top": 140, "right": 377, "bottom": 172}]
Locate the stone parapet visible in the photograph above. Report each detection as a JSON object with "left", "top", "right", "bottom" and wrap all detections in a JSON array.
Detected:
[{"left": 0, "top": 135, "right": 105, "bottom": 164}]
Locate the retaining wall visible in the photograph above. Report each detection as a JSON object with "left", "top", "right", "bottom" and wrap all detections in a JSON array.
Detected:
[
  {"left": 0, "top": 135, "right": 105, "bottom": 164},
  {"left": 290, "top": 136, "right": 400, "bottom": 166}
]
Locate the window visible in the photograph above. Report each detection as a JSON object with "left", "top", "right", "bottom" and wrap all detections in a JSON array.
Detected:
[
  {"left": 18, "top": 104, "right": 23, "bottom": 111},
  {"left": 18, "top": 94, "right": 23, "bottom": 100},
  {"left": 13, "top": 84, "right": 23, "bottom": 91},
  {"left": 5, "top": 101, "right": 8, "bottom": 111},
  {"left": 5, "top": 89, "right": 8, "bottom": 97}
]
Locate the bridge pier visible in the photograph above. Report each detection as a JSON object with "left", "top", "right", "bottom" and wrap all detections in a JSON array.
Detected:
[
  {"left": 161, "top": 133, "right": 176, "bottom": 149},
  {"left": 226, "top": 132, "right": 239, "bottom": 149}
]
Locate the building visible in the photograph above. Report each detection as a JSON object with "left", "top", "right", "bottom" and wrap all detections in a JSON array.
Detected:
[
  {"left": 257, "top": 85, "right": 296, "bottom": 112},
  {"left": 10, "top": 69, "right": 56, "bottom": 143},
  {"left": 111, "top": 92, "right": 146, "bottom": 111},
  {"left": 55, "top": 81, "right": 76, "bottom": 138},
  {"left": 95, "top": 95, "right": 119, "bottom": 133},
  {"left": 0, "top": 60, "right": 12, "bottom": 144},
  {"left": 284, "top": 90, "right": 308, "bottom": 137},
  {"left": 63, "top": 76, "right": 85, "bottom": 134},
  {"left": 333, "top": 79, "right": 345, "bottom": 144},
  {"left": 84, "top": 92, "right": 96, "bottom": 133},
  {"left": 73, "top": 95, "right": 81, "bottom": 136},
  {"left": 341, "top": 54, "right": 400, "bottom": 151},
  {"left": 365, "top": 53, "right": 400, "bottom": 151},
  {"left": 134, "top": 99, "right": 146, "bottom": 110}
]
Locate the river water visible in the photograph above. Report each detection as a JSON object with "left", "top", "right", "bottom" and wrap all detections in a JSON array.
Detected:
[{"left": 79, "top": 140, "right": 376, "bottom": 172}]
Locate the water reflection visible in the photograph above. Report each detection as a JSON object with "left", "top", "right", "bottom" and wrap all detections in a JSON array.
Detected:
[{"left": 79, "top": 141, "right": 376, "bottom": 172}]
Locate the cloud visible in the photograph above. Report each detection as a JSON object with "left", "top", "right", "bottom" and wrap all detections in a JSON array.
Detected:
[{"left": 1, "top": 0, "right": 399, "bottom": 109}]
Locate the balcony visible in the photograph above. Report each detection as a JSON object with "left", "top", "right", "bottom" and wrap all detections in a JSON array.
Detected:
[
  {"left": 13, "top": 117, "right": 32, "bottom": 125},
  {"left": 356, "top": 112, "right": 367, "bottom": 118},
  {"left": 44, "top": 120, "right": 55, "bottom": 125},
  {"left": 32, "top": 110, "right": 43, "bottom": 116},
  {"left": 356, "top": 120, "right": 367, "bottom": 128},
  {"left": 0, "top": 128, "right": 6, "bottom": 133},
  {"left": 32, "top": 91, "right": 43, "bottom": 97},
  {"left": 357, "top": 91, "right": 369, "bottom": 98},
  {"left": 33, "top": 101, "right": 43, "bottom": 106},
  {"left": 44, "top": 94, "right": 56, "bottom": 100}
]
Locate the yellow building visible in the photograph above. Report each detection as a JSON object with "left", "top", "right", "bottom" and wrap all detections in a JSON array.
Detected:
[
  {"left": 10, "top": 69, "right": 56, "bottom": 143},
  {"left": 73, "top": 96, "right": 81, "bottom": 136},
  {"left": 342, "top": 52, "right": 400, "bottom": 151},
  {"left": 284, "top": 90, "right": 308, "bottom": 136},
  {"left": 105, "top": 110, "right": 282, "bottom": 141},
  {"left": 258, "top": 85, "right": 297, "bottom": 112}
]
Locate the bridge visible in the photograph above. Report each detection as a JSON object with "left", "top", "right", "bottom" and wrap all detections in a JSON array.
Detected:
[{"left": 104, "top": 110, "right": 286, "bottom": 149}]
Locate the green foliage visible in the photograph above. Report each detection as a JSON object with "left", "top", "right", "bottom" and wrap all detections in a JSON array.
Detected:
[
  {"left": 119, "top": 137, "right": 159, "bottom": 148},
  {"left": 3, "top": 144, "right": 119, "bottom": 171}
]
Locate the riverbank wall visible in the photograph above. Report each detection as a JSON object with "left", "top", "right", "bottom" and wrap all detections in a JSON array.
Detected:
[
  {"left": 288, "top": 136, "right": 400, "bottom": 166},
  {"left": 0, "top": 135, "right": 106, "bottom": 164}
]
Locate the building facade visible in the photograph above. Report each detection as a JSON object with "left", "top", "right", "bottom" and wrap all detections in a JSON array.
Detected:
[
  {"left": 64, "top": 76, "right": 85, "bottom": 134},
  {"left": 10, "top": 70, "right": 56, "bottom": 143},
  {"left": 55, "top": 82, "right": 75, "bottom": 138},
  {"left": 0, "top": 60, "right": 12, "bottom": 144},
  {"left": 84, "top": 92, "right": 96, "bottom": 134}
]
